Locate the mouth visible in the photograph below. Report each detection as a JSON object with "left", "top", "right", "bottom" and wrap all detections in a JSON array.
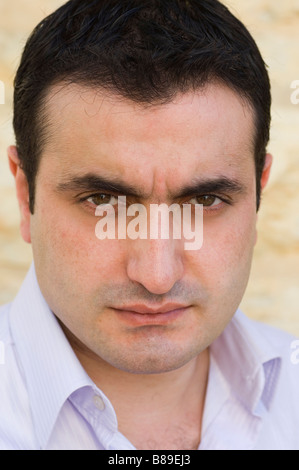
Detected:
[{"left": 111, "top": 303, "right": 192, "bottom": 326}]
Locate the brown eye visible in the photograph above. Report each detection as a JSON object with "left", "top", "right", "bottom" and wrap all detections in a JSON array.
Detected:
[
  {"left": 195, "top": 195, "right": 219, "bottom": 206},
  {"left": 87, "top": 194, "right": 118, "bottom": 206}
]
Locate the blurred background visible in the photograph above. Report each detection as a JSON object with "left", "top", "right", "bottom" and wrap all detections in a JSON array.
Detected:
[{"left": 0, "top": 0, "right": 299, "bottom": 334}]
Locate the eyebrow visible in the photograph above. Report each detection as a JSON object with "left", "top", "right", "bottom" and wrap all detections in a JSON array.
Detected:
[
  {"left": 176, "top": 176, "right": 246, "bottom": 200},
  {"left": 56, "top": 173, "right": 246, "bottom": 200},
  {"left": 56, "top": 174, "right": 144, "bottom": 198}
]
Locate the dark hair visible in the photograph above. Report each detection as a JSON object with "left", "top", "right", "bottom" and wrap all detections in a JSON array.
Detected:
[{"left": 13, "top": 0, "right": 271, "bottom": 213}]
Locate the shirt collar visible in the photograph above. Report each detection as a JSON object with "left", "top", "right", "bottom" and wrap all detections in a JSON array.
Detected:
[
  {"left": 210, "top": 310, "right": 282, "bottom": 415},
  {"left": 9, "top": 263, "right": 94, "bottom": 449}
]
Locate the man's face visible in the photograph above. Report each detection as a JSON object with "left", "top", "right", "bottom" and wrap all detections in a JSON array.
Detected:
[{"left": 17, "top": 83, "right": 266, "bottom": 374}]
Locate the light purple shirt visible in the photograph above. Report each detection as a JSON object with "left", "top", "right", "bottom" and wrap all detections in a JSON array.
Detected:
[{"left": 0, "top": 264, "right": 298, "bottom": 450}]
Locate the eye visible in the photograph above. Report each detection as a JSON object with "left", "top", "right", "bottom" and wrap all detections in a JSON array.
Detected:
[
  {"left": 189, "top": 195, "right": 223, "bottom": 207},
  {"left": 86, "top": 194, "right": 119, "bottom": 207}
]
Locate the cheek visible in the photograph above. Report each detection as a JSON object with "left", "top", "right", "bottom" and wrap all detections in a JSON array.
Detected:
[
  {"left": 219, "top": 213, "right": 256, "bottom": 263},
  {"left": 189, "top": 209, "right": 257, "bottom": 290},
  {"left": 31, "top": 204, "right": 126, "bottom": 288}
]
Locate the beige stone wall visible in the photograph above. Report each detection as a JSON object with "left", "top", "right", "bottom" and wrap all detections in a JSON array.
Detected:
[{"left": 0, "top": 1, "right": 299, "bottom": 335}]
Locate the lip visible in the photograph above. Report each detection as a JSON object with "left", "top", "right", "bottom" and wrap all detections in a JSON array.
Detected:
[
  {"left": 113, "top": 303, "right": 189, "bottom": 315},
  {"left": 111, "top": 303, "right": 191, "bottom": 326}
]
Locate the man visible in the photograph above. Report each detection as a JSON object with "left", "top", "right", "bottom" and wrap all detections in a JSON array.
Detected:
[{"left": 0, "top": 0, "right": 298, "bottom": 450}]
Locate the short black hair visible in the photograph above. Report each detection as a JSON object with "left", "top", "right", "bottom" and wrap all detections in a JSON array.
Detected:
[{"left": 13, "top": 0, "right": 271, "bottom": 213}]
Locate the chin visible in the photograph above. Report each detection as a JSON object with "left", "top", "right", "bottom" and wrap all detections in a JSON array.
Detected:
[{"left": 103, "top": 343, "right": 204, "bottom": 375}]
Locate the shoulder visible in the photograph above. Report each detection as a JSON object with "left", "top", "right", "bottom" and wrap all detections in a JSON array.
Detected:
[
  {"left": 264, "top": 321, "right": 299, "bottom": 405},
  {"left": 235, "top": 310, "right": 297, "bottom": 358},
  {"left": 0, "top": 303, "right": 37, "bottom": 450},
  {"left": 233, "top": 311, "right": 299, "bottom": 408},
  {"left": 250, "top": 318, "right": 299, "bottom": 446},
  {"left": 251, "top": 316, "right": 299, "bottom": 371},
  {"left": 235, "top": 314, "right": 299, "bottom": 449},
  {"left": 242, "top": 313, "right": 299, "bottom": 383}
]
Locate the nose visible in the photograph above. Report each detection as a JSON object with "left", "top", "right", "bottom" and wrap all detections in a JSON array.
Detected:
[{"left": 126, "top": 238, "right": 185, "bottom": 295}]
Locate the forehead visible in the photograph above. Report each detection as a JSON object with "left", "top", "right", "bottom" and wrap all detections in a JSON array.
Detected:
[{"left": 40, "top": 82, "right": 256, "bottom": 193}]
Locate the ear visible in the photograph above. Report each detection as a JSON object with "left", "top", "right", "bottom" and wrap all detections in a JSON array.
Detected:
[
  {"left": 7, "top": 146, "right": 31, "bottom": 244},
  {"left": 254, "top": 153, "right": 273, "bottom": 245},
  {"left": 260, "top": 153, "right": 273, "bottom": 191}
]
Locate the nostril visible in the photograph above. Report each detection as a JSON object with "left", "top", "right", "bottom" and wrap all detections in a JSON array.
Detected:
[{"left": 126, "top": 240, "right": 184, "bottom": 295}]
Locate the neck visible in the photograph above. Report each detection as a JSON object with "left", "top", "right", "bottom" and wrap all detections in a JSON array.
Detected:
[{"left": 66, "top": 327, "right": 210, "bottom": 450}]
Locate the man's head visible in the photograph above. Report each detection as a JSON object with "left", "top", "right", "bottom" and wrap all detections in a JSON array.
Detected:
[
  {"left": 9, "top": 0, "right": 273, "bottom": 375},
  {"left": 12, "top": 0, "right": 271, "bottom": 214}
]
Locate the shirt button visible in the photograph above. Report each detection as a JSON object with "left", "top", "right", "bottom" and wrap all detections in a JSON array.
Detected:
[{"left": 93, "top": 395, "right": 105, "bottom": 411}]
